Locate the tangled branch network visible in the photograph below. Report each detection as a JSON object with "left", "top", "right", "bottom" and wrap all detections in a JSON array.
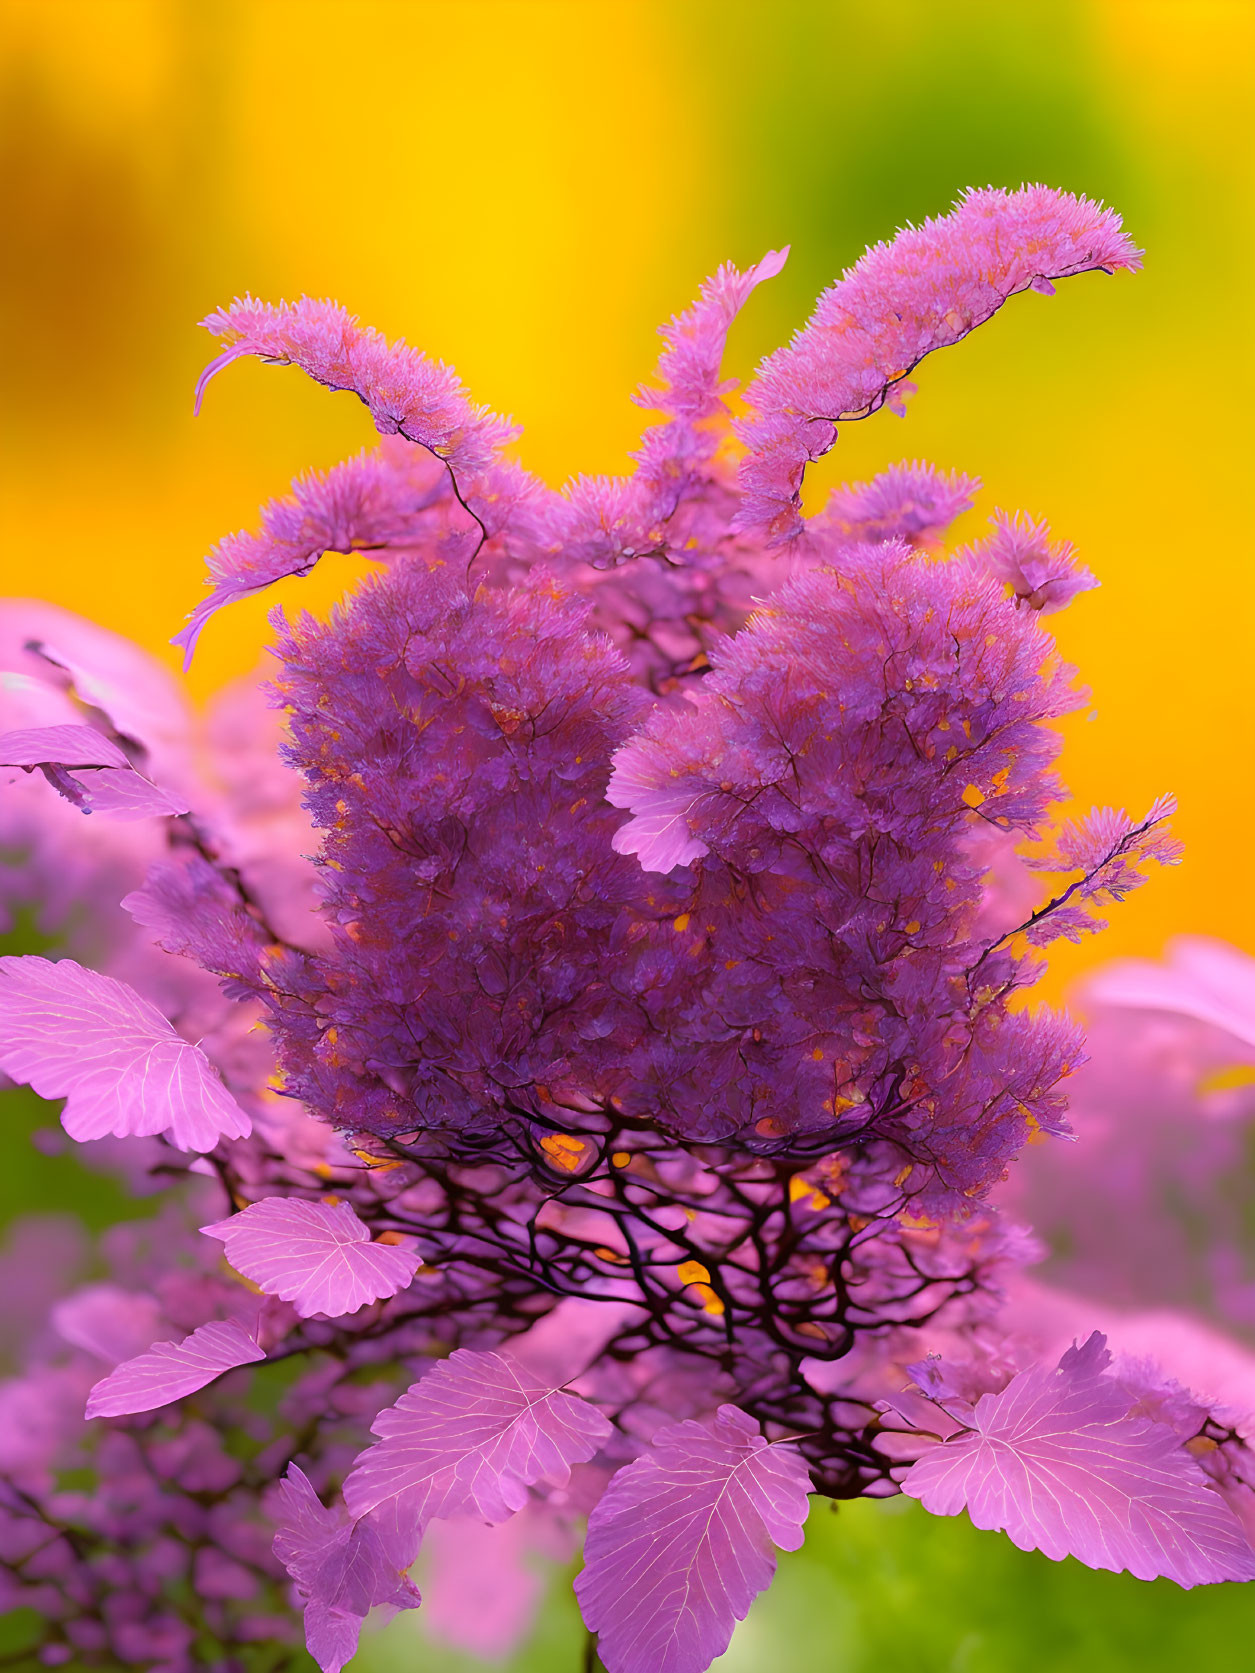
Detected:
[{"left": 2, "top": 185, "right": 1253, "bottom": 1673}]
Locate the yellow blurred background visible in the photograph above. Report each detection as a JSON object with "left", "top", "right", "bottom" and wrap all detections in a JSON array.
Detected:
[{"left": 2, "top": 0, "right": 1252, "bottom": 994}]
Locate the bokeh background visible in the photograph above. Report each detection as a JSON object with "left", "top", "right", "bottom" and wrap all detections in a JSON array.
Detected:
[{"left": 1, "top": 0, "right": 1253, "bottom": 1667}]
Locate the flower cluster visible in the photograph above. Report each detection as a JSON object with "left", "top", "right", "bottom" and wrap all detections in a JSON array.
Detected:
[{"left": 1, "top": 185, "right": 1251, "bottom": 1673}]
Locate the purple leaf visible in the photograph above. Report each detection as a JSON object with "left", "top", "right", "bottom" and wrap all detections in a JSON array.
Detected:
[
  {"left": 0, "top": 724, "right": 188, "bottom": 819},
  {"left": 51, "top": 1283, "right": 165, "bottom": 1364},
  {"left": 274, "top": 1464, "right": 420, "bottom": 1673},
  {"left": 74, "top": 768, "right": 188, "bottom": 819},
  {"left": 200, "top": 1197, "right": 420, "bottom": 1319},
  {"left": 0, "top": 724, "right": 129, "bottom": 768},
  {"left": 85, "top": 1318, "right": 265, "bottom": 1418},
  {"left": 900, "top": 1333, "right": 1255, "bottom": 1586},
  {"left": 342, "top": 1347, "right": 612, "bottom": 1533},
  {"left": 302, "top": 1606, "right": 363, "bottom": 1673},
  {"left": 576, "top": 1404, "right": 812, "bottom": 1673},
  {"left": 0, "top": 956, "right": 252, "bottom": 1151},
  {"left": 606, "top": 735, "right": 709, "bottom": 875}
]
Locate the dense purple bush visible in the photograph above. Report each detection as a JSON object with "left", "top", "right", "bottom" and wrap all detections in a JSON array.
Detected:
[{"left": 2, "top": 186, "right": 1253, "bottom": 1673}]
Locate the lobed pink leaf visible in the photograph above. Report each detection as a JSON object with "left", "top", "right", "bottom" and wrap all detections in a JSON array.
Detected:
[
  {"left": 0, "top": 724, "right": 128, "bottom": 769},
  {"left": 85, "top": 1318, "right": 265, "bottom": 1418},
  {"left": 900, "top": 1333, "right": 1255, "bottom": 1586},
  {"left": 606, "top": 733, "right": 710, "bottom": 874},
  {"left": 576, "top": 1405, "right": 812, "bottom": 1673},
  {"left": 201, "top": 1197, "right": 420, "bottom": 1319},
  {"left": 342, "top": 1347, "right": 612, "bottom": 1535},
  {"left": 0, "top": 956, "right": 252, "bottom": 1151},
  {"left": 273, "top": 1464, "right": 420, "bottom": 1672}
]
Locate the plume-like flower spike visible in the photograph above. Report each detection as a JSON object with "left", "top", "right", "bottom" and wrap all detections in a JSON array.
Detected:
[
  {"left": 1018, "top": 795, "right": 1182, "bottom": 945},
  {"left": 195, "top": 295, "right": 518, "bottom": 475},
  {"left": 814, "top": 460, "right": 980, "bottom": 548},
  {"left": 736, "top": 186, "right": 1141, "bottom": 544},
  {"left": 559, "top": 249, "right": 787, "bottom": 568},
  {"left": 172, "top": 443, "right": 448, "bottom": 666}
]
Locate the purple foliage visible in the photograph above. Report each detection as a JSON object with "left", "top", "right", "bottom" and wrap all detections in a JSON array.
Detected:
[
  {"left": 1, "top": 183, "right": 1251, "bottom": 1673},
  {"left": 576, "top": 1405, "right": 812, "bottom": 1673}
]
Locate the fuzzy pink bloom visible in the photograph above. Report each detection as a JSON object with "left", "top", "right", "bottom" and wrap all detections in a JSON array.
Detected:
[
  {"left": 959, "top": 509, "right": 1097, "bottom": 613},
  {"left": 814, "top": 460, "right": 979, "bottom": 548},
  {"left": 736, "top": 186, "right": 1141, "bottom": 543},
  {"left": 195, "top": 295, "right": 518, "bottom": 474}
]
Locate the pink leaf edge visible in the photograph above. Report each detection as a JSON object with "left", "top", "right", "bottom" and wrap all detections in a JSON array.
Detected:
[{"left": 85, "top": 1318, "right": 265, "bottom": 1418}]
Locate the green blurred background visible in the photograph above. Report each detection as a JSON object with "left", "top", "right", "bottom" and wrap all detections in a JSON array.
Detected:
[{"left": 1, "top": 1, "right": 1253, "bottom": 1667}]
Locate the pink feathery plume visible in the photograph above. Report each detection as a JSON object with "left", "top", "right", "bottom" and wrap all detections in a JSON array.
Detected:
[
  {"left": 958, "top": 509, "right": 1098, "bottom": 614},
  {"left": 635, "top": 249, "right": 790, "bottom": 426},
  {"left": 559, "top": 249, "right": 787, "bottom": 567},
  {"left": 736, "top": 186, "right": 1141, "bottom": 544},
  {"left": 813, "top": 460, "right": 979, "bottom": 548},
  {"left": 195, "top": 295, "right": 519, "bottom": 476},
  {"left": 172, "top": 443, "right": 447, "bottom": 667}
]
